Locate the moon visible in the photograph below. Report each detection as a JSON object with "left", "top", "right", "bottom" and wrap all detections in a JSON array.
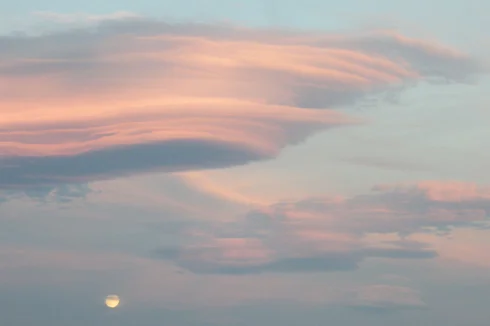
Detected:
[{"left": 105, "top": 295, "right": 120, "bottom": 308}]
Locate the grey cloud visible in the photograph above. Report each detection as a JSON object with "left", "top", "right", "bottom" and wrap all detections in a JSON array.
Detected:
[
  {"left": 269, "top": 183, "right": 490, "bottom": 236},
  {"left": 0, "top": 173, "right": 241, "bottom": 252},
  {"left": 153, "top": 242, "right": 436, "bottom": 275},
  {"left": 338, "top": 155, "right": 430, "bottom": 172},
  {"left": 150, "top": 180, "right": 490, "bottom": 275},
  {"left": 0, "top": 139, "right": 262, "bottom": 189},
  {"left": 360, "top": 247, "right": 437, "bottom": 259},
  {"left": 4, "top": 183, "right": 92, "bottom": 203},
  {"left": 154, "top": 248, "right": 359, "bottom": 274}
]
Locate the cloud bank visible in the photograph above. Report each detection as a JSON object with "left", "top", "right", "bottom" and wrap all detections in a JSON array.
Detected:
[
  {"left": 156, "top": 181, "right": 490, "bottom": 274},
  {"left": 0, "top": 19, "right": 483, "bottom": 188}
]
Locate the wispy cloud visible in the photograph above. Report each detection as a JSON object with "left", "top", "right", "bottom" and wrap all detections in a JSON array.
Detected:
[{"left": 338, "top": 155, "right": 430, "bottom": 172}]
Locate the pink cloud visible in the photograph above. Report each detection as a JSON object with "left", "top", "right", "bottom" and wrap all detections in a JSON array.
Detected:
[
  {"left": 416, "top": 181, "right": 490, "bottom": 202},
  {"left": 154, "top": 180, "right": 490, "bottom": 274},
  {"left": 411, "top": 229, "right": 490, "bottom": 269},
  {"left": 178, "top": 237, "right": 274, "bottom": 268},
  {"left": 0, "top": 20, "right": 483, "bottom": 188}
]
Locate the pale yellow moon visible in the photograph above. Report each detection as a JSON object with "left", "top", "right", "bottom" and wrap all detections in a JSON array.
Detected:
[{"left": 105, "top": 295, "right": 120, "bottom": 308}]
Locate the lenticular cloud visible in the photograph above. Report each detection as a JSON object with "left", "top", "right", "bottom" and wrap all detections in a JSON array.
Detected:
[{"left": 0, "top": 19, "right": 483, "bottom": 188}]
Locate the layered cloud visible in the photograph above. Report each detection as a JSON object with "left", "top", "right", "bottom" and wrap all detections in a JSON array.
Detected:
[
  {"left": 156, "top": 180, "right": 490, "bottom": 274},
  {"left": 0, "top": 18, "right": 483, "bottom": 188}
]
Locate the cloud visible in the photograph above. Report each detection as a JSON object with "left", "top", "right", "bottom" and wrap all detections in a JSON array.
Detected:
[
  {"left": 4, "top": 183, "right": 92, "bottom": 203},
  {"left": 0, "top": 19, "right": 484, "bottom": 189},
  {"left": 0, "top": 244, "right": 431, "bottom": 326},
  {"left": 0, "top": 244, "right": 372, "bottom": 310},
  {"left": 0, "top": 173, "right": 249, "bottom": 256},
  {"left": 338, "top": 155, "right": 429, "bottom": 172},
  {"left": 154, "top": 180, "right": 490, "bottom": 274},
  {"left": 156, "top": 244, "right": 435, "bottom": 275},
  {"left": 264, "top": 180, "right": 490, "bottom": 237},
  {"left": 345, "top": 284, "right": 426, "bottom": 311}
]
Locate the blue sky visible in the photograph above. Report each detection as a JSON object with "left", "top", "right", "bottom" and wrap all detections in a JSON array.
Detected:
[
  {"left": 1, "top": 1, "right": 490, "bottom": 325},
  {"left": 2, "top": 0, "right": 490, "bottom": 46}
]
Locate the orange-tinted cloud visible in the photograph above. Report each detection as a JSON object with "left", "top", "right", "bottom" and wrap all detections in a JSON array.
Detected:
[{"left": 0, "top": 20, "right": 483, "bottom": 188}]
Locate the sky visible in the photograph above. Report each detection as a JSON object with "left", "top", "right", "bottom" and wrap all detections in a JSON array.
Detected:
[{"left": 1, "top": 0, "right": 490, "bottom": 325}]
